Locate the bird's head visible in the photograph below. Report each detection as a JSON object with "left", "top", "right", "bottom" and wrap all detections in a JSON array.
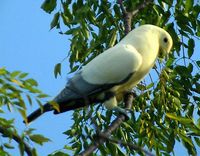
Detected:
[{"left": 158, "top": 30, "right": 173, "bottom": 59}]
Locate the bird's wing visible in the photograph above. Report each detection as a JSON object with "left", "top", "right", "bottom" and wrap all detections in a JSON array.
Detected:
[
  {"left": 81, "top": 44, "right": 143, "bottom": 85},
  {"left": 54, "top": 44, "right": 142, "bottom": 104}
]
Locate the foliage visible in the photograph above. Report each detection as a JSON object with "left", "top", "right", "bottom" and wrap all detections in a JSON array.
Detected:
[
  {"left": 0, "top": 0, "right": 200, "bottom": 155},
  {"left": 0, "top": 68, "right": 49, "bottom": 120},
  {"left": 0, "top": 68, "right": 50, "bottom": 155},
  {"left": 44, "top": 0, "right": 200, "bottom": 155}
]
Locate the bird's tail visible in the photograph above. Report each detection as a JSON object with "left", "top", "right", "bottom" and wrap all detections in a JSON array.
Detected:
[{"left": 25, "top": 103, "right": 52, "bottom": 124}]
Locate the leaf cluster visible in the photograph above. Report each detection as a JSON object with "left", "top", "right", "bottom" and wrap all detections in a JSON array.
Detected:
[
  {"left": 0, "top": 68, "right": 50, "bottom": 155},
  {"left": 42, "top": 0, "right": 200, "bottom": 155},
  {"left": 1, "top": 0, "right": 200, "bottom": 155}
]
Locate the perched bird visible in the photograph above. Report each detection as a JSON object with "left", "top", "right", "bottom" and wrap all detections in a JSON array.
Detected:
[{"left": 25, "top": 24, "right": 173, "bottom": 124}]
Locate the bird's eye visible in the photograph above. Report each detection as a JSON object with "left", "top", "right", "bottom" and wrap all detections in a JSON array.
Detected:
[{"left": 163, "top": 37, "right": 168, "bottom": 43}]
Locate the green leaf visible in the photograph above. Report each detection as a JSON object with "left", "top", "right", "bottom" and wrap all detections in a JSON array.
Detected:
[
  {"left": 41, "top": 0, "right": 57, "bottom": 14},
  {"left": 29, "top": 134, "right": 50, "bottom": 145},
  {"left": 81, "top": 27, "right": 89, "bottom": 40},
  {"left": 4, "top": 143, "right": 14, "bottom": 149},
  {"left": 179, "top": 131, "right": 193, "bottom": 147},
  {"left": 62, "top": 3, "right": 73, "bottom": 21},
  {"left": 187, "top": 105, "right": 194, "bottom": 117},
  {"left": 19, "top": 141, "right": 25, "bottom": 156},
  {"left": 162, "top": 70, "right": 170, "bottom": 80},
  {"left": 26, "top": 95, "right": 32, "bottom": 106},
  {"left": 175, "top": 65, "right": 190, "bottom": 76},
  {"left": 188, "top": 38, "right": 195, "bottom": 58},
  {"left": 146, "top": 83, "right": 154, "bottom": 89},
  {"left": 166, "top": 57, "right": 175, "bottom": 66},
  {"left": 50, "top": 12, "right": 60, "bottom": 30},
  {"left": 54, "top": 63, "right": 61, "bottom": 78},
  {"left": 113, "top": 4, "right": 121, "bottom": 17},
  {"left": 48, "top": 151, "right": 70, "bottom": 156},
  {"left": 26, "top": 78, "right": 38, "bottom": 86},
  {"left": 65, "top": 27, "right": 80, "bottom": 35},
  {"left": 18, "top": 108, "right": 27, "bottom": 122},
  {"left": 0, "top": 108, "right": 4, "bottom": 113},
  {"left": 10, "top": 71, "right": 21, "bottom": 78},
  {"left": 61, "top": 13, "right": 69, "bottom": 26},
  {"left": 25, "top": 128, "right": 36, "bottom": 135},
  {"left": 72, "top": 141, "right": 82, "bottom": 155},
  {"left": 0, "top": 67, "right": 7, "bottom": 75},
  {"left": 167, "top": 131, "right": 175, "bottom": 152},
  {"left": 116, "top": 145, "right": 126, "bottom": 156},
  {"left": 106, "top": 142, "right": 117, "bottom": 155},
  {"left": 19, "top": 72, "right": 28, "bottom": 79},
  {"left": 99, "top": 144, "right": 108, "bottom": 155},
  {"left": 196, "top": 60, "right": 200, "bottom": 67},
  {"left": 36, "top": 99, "right": 43, "bottom": 110},
  {"left": 166, "top": 113, "right": 193, "bottom": 124},
  {"left": 0, "top": 149, "right": 12, "bottom": 156},
  {"left": 64, "top": 145, "right": 74, "bottom": 151},
  {"left": 32, "top": 148, "right": 38, "bottom": 156},
  {"left": 68, "top": 65, "right": 79, "bottom": 73},
  {"left": 185, "top": 0, "right": 193, "bottom": 13},
  {"left": 11, "top": 79, "right": 23, "bottom": 87},
  {"left": 87, "top": 11, "right": 96, "bottom": 25},
  {"left": 193, "top": 96, "right": 200, "bottom": 102},
  {"left": 108, "top": 29, "right": 117, "bottom": 47},
  {"left": 29, "top": 87, "right": 41, "bottom": 93},
  {"left": 37, "top": 93, "right": 49, "bottom": 98},
  {"left": 194, "top": 137, "right": 200, "bottom": 147}
]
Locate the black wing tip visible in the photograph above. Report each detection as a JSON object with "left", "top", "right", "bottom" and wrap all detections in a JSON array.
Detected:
[
  {"left": 24, "top": 103, "right": 52, "bottom": 124},
  {"left": 25, "top": 109, "right": 43, "bottom": 124}
]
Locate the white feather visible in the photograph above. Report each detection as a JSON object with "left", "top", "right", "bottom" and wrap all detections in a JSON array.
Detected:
[{"left": 82, "top": 44, "right": 142, "bottom": 85}]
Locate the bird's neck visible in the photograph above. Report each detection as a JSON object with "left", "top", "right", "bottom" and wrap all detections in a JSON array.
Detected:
[{"left": 121, "top": 32, "right": 159, "bottom": 68}]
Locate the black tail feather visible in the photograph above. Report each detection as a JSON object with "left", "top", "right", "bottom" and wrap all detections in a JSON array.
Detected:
[{"left": 25, "top": 103, "right": 52, "bottom": 124}]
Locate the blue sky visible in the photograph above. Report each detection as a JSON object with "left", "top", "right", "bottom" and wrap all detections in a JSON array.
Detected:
[
  {"left": 1, "top": 0, "right": 72, "bottom": 155},
  {"left": 0, "top": 0, "right": 199, "bottom": 155}
]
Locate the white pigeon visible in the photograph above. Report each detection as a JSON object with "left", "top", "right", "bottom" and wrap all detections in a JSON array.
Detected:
[{"left": 25, "top": 24, "right": 173, "bottom": 124}]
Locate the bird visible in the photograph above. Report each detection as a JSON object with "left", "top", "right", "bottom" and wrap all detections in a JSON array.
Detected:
[{"left": 25, "top": 24, "right": 173, "bottom": 124}]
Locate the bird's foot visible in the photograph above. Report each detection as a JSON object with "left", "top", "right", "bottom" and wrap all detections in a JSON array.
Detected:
[{"left": 113, "top": 107, "right": 132, "bottom": 120}]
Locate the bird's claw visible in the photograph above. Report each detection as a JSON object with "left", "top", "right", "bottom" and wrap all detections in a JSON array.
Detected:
[{"left": 113, "top": 107, "right": 132, "bottom": 120}]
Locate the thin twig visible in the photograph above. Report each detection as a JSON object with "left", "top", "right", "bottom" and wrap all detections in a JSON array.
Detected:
[
  {"left": 117, "top": 0, "right": 127, "bottom": 15},
  {"left": 131, "top": 0, "right": 153, "bottom": 17},
  {"left": 99, "top": 133, "right": 155, "bottom": 156},
  {"left": 0, "top": 126, "right": 33, "bottom": 156},
  {"left": 78, "top": 93, "right": 134, "bottom": 156},
  {"left": 181, "top": 35, "right": 187, "bottom": 66}
]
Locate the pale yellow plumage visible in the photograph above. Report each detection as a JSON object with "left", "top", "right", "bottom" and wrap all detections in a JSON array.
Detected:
[{"left": 82, "top": 24, "right": 173, "bottom": 109}]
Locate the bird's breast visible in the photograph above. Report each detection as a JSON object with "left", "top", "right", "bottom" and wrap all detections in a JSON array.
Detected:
[{"left": 112, "top": 59, "right": 156, "bottom": 99}]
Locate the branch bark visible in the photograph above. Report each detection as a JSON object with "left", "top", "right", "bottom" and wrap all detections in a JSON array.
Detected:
[
  {"left": 131, "top": 0, "right": 153, "bottom": 16},
  {"left": 0, "top": 126, "right": 33, "bottom": 156},
  {"left": 99, "top": 133, "right": 154, "bottom": 156},
  {"left": 78, "top": 92, "right": 134, "bottom": 156},
  {"left": 118, "top": 0, "right": 153, "bottom": 34}
]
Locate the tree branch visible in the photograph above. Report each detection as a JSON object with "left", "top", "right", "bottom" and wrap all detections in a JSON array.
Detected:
[
  {"left": 0, "top": 126, "right": 33, "bottom": 156},
  {"left": 118, "top": 0, "right": 153, "bottom": 34},
  {"left": 117, "top": 0, "right": 131, "bottom": 34},
  {"left": 131, "top": 0, "right": 153, "bottom": 17},
  {"left": 99, "top": 133, "right": 154, "bottom": 156},
  {"left": 78, "top": 92, "right": 135, "bottom": 156}
]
